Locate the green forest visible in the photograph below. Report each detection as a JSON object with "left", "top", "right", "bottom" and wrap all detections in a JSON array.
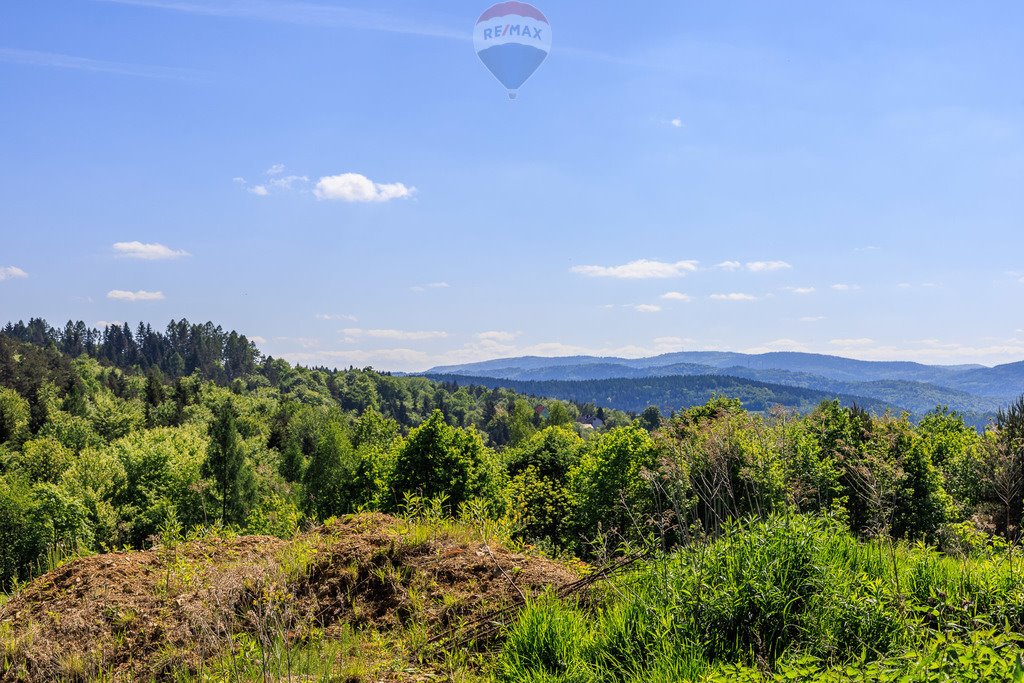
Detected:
[{"left": 3, "top": 319, "right": 1024, "bottom": 681}]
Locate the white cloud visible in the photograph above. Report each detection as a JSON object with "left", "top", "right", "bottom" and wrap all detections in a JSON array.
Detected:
[
  {"left": 411, "top": 282, "right": 450, "bottom": 292},
  {"left": 830, "top": 338, "right": 875, "bottom": 347},
  {"left": 670, "top": 118, "right": 683, "bottom": 128},
  {"left": 831, "top": 283, "right": 860, "bottom": 291},
  {"left": 112, "top": 241, "right": 190, "bottom": 260},
  {"left": 94, "top": 320, "right": 123, "bottom": 328},
  {"left": 0, "top": 266, "right": 28, "bottom": 281},
  {"left": 250, "top": 185, "right": 269, "bottom": 196},
  {"left": 744, "top": 338, "right": 811, "bottom": 354},
  {"left": 710, "top": 293, "right": 757, "bottom": 301},
  {"left": 477, "top": 331, "right": 519, "bottom": 343},
  {"left": 269, "top": 175, "right": 309, "bottom": 191},
  {"left": 106, "top": 289, "right": 165, "bottom": 301},
  {"left": 249, "top": 335, "right": 267, "bottom": 345},
  {"left": 746, "top": 260, "right": 792, "bottom": 272},
  {"left": 799, "top": 315, "right": 826, "bottom": 322},
  {"left": 314, "top": 173, "right": 415, "bottom": 202},
  {"left": 266, "top": 163, "right": 285, "bottom": 176},
  {"left": 718, "top": 260, "right": 792, "bottom": 273},
  {"left": 660, "top": 291, "right": 692, "bottom": 301},
  {"left": 316, "top": 313, "right": 358, "bottom": 322},
  {"left": 341, "top": 328, "right": 448, "bottom": 341},
  {"left": 783, "top": 286, "right": 815, "bottom": 295},
  {"left": 571, "top": 259, "right": 698, "bottom": 279},
  {"left": 634, "top": 304, "right": 662, "bottom": 313}
]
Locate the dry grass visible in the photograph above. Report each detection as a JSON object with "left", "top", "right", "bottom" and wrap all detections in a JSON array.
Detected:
[{"left": 0, "top": 513, "right": 578, "bottom": 682}]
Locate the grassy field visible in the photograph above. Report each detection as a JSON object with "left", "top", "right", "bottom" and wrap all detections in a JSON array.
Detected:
[{"left": 4, "top": 513, "right": 1024, "bottom": 682}]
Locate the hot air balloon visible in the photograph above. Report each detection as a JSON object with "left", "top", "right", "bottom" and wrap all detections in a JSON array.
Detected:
[{"left": 473, "top": 2, "right": 551, "bottom": 99}]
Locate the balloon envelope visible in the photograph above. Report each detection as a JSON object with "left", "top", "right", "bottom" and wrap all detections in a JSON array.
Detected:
[{"left": 474, "top": 2, "right": 551, "bottom": 95}]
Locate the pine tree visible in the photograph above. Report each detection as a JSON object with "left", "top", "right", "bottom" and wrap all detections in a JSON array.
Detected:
[{"left": 204, "top": 399, "right": 248, "bottom": 525}]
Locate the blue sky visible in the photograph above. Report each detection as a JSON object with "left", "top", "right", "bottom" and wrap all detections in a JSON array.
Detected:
[{"left": 2, "top": 0, "right": 1023, "bottom": 371}]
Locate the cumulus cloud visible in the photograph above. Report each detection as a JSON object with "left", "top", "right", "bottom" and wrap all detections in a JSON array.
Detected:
[
  {"left": 571, "top": 259, "right": 698, "bottom": 279},
  {"left": 314, "top": 173, "right": 415, "bottom": 202},
  {"left": 107, "top": 289, "right": 164, "bottom": 301},
  {"left": 266, "top": 163, "right": 285, "bottom": 176},
  {"left": 0, "top": 266, "right": 28, "bottom": 281},
  {"left": 250, "top": 185, "right": 269, "bottom": 196},
  {"left": 477, "top": 331, "right": 519, "bottom": 343},
  {"left": 716, "top": 261, "right": 742, "bottom": 271},
  {"left": 670, "top": 118, "right": 683, "bottom": 128},
  {"left": 113, "top": 241, "right": 190, "bottom": 260},
  {"left": 710, "top": 293, "right": 757, "bottom": 301},
  {"left": 783, "top": 286, "right": 815, "bottom": 295},
  {"left": 633, "top": 304, "right": 661, "bottom": 313},
  {"left": 341, "top": 328, "right": 448, "bottom": 341},
  {"left": 660, "top": 291, "right": 692, "bottom": 301}
]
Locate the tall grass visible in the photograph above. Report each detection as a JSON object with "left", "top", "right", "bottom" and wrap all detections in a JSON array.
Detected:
[{"left": 497, "top": 514, "right": 1024, "bottom": 682}]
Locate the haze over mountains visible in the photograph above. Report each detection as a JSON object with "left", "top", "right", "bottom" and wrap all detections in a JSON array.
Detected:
[{"left": 426, "top": 351, "right": 1024, "bottom": 423}]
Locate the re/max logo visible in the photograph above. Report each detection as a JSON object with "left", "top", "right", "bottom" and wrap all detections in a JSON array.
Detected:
[{"left": 482, "top": 24, "right": 544, "bottom": 40}]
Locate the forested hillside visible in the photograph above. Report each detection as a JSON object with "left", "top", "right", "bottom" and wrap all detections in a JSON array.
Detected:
[
  {"left": 4, "top": 318, "right": 1024, "bottom": 681},
  {"left": 430, "top": 350, "right": 1024, "bottom": 422},
  {"left": 426, "top": 372, "right": 896, "bottom": 416}
]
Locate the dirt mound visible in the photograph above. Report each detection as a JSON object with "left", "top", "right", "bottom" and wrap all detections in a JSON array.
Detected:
[{"left": 0, "top": 514, "right": 579, "bottom": 681}]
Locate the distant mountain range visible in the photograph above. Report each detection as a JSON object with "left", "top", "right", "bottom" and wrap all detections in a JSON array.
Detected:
[{"left": 425, "top": 351, "right": 1024, "bottom": 425}]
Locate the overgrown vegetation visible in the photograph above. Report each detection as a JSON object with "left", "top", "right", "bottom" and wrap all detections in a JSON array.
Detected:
[{"left": 3, "top": 318, "right": 1024, "bottom": 681}]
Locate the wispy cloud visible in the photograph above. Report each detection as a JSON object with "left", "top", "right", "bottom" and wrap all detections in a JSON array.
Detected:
[
  {"left": 718, "top": 260, "right": 792, "bottom": 272},
  {"left": 98, "top": 0, "right": 467, "bottom": 40},
  {"left": 746, "top": 260, "right": 792, "bottom": 272},
  {"left": 633, "top": 304, "right": 662, "bottom": 313},
  {"left": 235, "top": 165, "right": 310, "bottom": 196},
  {"left": 0, "top": 266, "right": 28, "bottom": 281},
  {"left": 411, "top": 282, "right": 449, "bottom": 292},
  {"left": 477, "top": 331, "right": 519, "bottom": 343},
  {"left": 113, "top": 241, "right": 190, "bottom": 260},
  {"left": 571, "top": 259, "right": 698, "bottom": 279},
  {"left": 710, "top": 293, "right": 757, "bottom": 301},
  {"left": 660, "top": 291, "right": 692, "bottom": 301},
  {"left": 341, "top": 328, "right": 448, "bottom": 341},
  {"left": 316, "top": 313, "right": 358, "bottom": 322},
  {"left": 831, "top": 338, "right": 875, "bottom": 347},
  {"left": 314, "top": 173, "right": 415, "bottom": 202},
  {"left": 0, "top": 47, "right": 198, "bottom": 80},
  {"left": 107, "top": 289, "right": 165, "bottom": 301},
  {"left": 94, "top": 320, "right": 124, "bottom": 328},
  {"left": 783, "top": 286, "right": 815, "bottom": 295},
  {"left": 831, "top": 283, "right": 861, "bottom": 291},
  {"left": 799, "top": 315, "right": 826, "bottom": 322},
  {"left": 670, "top": 118, "right": 683, "bottom": 128},
  {"left": 744, "top": 338, "right": 811, "bottom": 354}
]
